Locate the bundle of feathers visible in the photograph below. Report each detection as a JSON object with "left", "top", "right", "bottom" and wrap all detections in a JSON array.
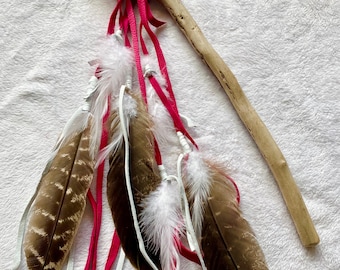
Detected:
[{"left": 17, "top": 2, "right": 268, "bottom": 270}]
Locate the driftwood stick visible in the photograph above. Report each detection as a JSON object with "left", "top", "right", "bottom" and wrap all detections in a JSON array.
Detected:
[{"left": 158, "top": 0, "right": 319, "bottom": 247}]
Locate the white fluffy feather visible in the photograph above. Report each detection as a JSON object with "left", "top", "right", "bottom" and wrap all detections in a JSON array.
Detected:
[
  {"left": 142, "top": 55, "right": 177, "bottom": 146},
  {"left": 139, "top": 180, "right": 183, "bottom": 270},
  {"left": 90, "top": 34, "right": 134, "bottom": 156},
  {"left": 184, "top": 150, "right": 212, "bottom": 239}
]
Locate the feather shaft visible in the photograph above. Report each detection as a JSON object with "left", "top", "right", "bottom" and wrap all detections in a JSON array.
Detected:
[
  {"left": 107, "top": 91, "right": 161, "bottom": 269},
  {"left": 200, "top": 165, "right": 268, "bottom": 270},
  {"left": 24, "top": 124, "right": 94, "bottom": 270},
  {"left": 119, "top": 87, "right": 159, "bottom": 270}
]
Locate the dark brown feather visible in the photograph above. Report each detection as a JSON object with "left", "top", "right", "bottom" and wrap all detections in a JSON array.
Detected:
[
  {"left": 200, "top": 165, "right": 268, "bottom": 270},
  {"left": 107, "top": 93, "right": 161, "bottom": 270},
  {"left": 24, "top": 124, "right": 94, "bottom": 270}
]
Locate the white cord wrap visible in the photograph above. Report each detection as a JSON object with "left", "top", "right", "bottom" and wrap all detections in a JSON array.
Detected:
[
  {"left": 177, "top": 131, "right": 191, "bottom": 154},
  {"left": 116, "top": 247, "right": 126, "bottom": 270},
  {"left": 118, "top": 85, "right": 158, "bottom": 270},
  {"left": 176, "top": 154, "right": 207, "bottom": 270},
  {"left": 83, "top": 76, "right": 99, "bottom": 111}
]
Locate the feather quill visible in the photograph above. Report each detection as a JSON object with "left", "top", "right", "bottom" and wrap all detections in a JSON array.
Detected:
[
  {"left": 52, "top": 108, "right": 91, "bottom": 158},
  {"left": 23, "top": 120, "right": 95, "bottom": 270},
  {"left": 197, "top": 163, "right": 268, "bottom": 270},
  {"left": 106, "top": 91, "right": 161, "bottom": 269}
]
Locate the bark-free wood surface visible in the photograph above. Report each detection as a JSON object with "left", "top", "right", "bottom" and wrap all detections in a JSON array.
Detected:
[{"left": 158, "top": 0, "right": 319, "bottom": 247}]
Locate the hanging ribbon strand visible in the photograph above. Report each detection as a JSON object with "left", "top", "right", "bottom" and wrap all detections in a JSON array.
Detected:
[
  {"left": 17, "top": 1, "right": 269, "bottom": 269},
  {"left": 103, "top": 0, "right": 268, "bottom": 269}
]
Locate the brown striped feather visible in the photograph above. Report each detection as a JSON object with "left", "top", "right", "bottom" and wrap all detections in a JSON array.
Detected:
[
  {"left": 200, "top": 165, "right": 268, "bottom": 270},
  {"left": 24, "top": 124, "right": 94, "bottom": 270},
  {"left": 107, "top": 93, "right": 161, "bottom": 269}
]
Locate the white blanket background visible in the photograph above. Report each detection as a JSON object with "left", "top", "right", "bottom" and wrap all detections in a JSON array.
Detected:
[{"left": 1, "top": 0, "right": 339, "bottom": 269}]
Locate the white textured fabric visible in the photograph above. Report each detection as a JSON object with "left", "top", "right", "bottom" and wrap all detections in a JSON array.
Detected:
[{"left": 1, "top": 0, "right": 339, "bottom": 269}]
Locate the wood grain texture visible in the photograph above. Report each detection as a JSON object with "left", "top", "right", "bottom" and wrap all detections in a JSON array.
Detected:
[
  {"left": 24, "top": 125, "right": 94, "bottom": 270},
  {"left": 107, "top": 93, "right": 161, "bottom": 270},
  {"left": 157, "top": 0, "right": 319, "bottom": 247}
]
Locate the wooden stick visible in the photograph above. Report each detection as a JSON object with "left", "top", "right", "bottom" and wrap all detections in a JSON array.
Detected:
[{"left": 158, "top": 0, "right": 319, "bottom": 247}]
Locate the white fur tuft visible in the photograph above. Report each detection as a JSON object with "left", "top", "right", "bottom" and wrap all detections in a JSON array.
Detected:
[
  {"left": 90, "top": 34, "right": 134, "bottom": 157},
  {"left": 139, "top": 180, "right": 183, "bottom": 270},
  {"left": 142, "top": 55, "right": 177, "bottom": 146},
  {"left": 184, "top": 150, "right": 212, "bottom": 239},
  {"left": 96, "top": 35, "right": 134, "bottom": 96}
]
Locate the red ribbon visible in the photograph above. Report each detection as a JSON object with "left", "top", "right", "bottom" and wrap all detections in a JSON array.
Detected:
[
  {"left": 87, "top": 1, "right": 240, "bottom": 269},
  {"left": 104, "top": 231, "right": 121, "bottom": 270},
  {"left": 85, "top": 97, "right": 111, "bottom": 270}
]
